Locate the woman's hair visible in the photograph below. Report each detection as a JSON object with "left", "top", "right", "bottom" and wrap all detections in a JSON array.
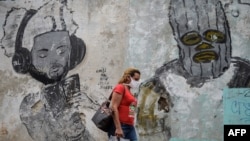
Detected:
[{"left": 118, "top": 67, "right": 140, "bottom": 84}]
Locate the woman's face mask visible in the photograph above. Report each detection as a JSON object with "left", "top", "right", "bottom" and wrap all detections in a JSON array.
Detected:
[{"left": 129, "top": 77, "right": 140, "bottom": 89}]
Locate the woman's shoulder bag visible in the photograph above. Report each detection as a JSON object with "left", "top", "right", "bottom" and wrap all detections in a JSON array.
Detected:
[
  {"left": 91, "top": 92, "right": 113, "bottom": 132},
  {"left": 91, "top": 85, "right": 125, "bottom": 132}
]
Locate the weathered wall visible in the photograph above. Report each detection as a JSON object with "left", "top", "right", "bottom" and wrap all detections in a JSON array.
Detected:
[{"left": 0, "top": 0, "right": 250, "bottom": 141}]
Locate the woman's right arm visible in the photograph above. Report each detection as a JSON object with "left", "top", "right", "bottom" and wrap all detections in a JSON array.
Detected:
[{"left": 111, "top": 91, "right": 124, "bottom": 138}]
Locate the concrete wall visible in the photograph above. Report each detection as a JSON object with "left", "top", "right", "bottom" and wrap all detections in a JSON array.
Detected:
[{"left": 0, "top": 0, "right": 250, "bottom": 141}]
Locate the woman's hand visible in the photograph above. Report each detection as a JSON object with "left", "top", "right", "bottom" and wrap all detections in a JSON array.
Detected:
[{"left": 115, "top": 127, "right": 124, "bottom": 138}]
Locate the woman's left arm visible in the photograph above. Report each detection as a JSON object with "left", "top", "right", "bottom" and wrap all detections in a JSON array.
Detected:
[{"left": 111, "top": 91, "right": 124, "bottom": 138}]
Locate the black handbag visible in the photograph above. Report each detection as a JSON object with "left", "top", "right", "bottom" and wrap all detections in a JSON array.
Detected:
[{"left": 92, "top": 93, "right": 113, "bottom": 132}]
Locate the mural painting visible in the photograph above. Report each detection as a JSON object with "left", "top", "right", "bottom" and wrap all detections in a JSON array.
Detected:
[
  {"left": 223, "top": 88, "right": 250, "bottom": 125},
  {"left": 1, "top": 1, "right": 96, "bottom": 141},
  {"left": 136, "top": 0, "right": 250, "bottom": 141},
  {"left": 1, "top": 0, "right": 250, "bottom": 140}
]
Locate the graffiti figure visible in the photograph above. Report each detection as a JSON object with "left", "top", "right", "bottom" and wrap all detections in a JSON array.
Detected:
[
  {"left": 136, "top": 0, "right": 250, "bottom": 141},
  {"left": 1, "top": 1, "right": 95, "bottom": 141}
]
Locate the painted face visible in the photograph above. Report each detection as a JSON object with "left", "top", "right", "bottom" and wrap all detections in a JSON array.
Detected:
[
  {"left": 31, "top": 31, "right": 71, "bottom": 80},
  {"left": 169, "top": 0, "right": 231, "bottom": 78}
]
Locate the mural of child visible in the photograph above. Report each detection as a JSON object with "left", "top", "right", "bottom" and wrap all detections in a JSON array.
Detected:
[{"left": 1, "top": 1, "right": 96, "bottom": 141}]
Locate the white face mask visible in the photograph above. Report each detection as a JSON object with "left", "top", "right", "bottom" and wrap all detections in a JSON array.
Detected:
[{"left": 129, "top": 77, "right": 140, "bottom": 89}]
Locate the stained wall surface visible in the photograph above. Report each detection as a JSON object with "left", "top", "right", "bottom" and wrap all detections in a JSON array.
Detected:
[{"left": 0, "top": 0, "right": 250, "bottom": 141}]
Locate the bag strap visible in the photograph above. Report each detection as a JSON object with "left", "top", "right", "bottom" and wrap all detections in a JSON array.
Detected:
[{"left": 108, "top": 92, "right": 112, "bottom": 100}]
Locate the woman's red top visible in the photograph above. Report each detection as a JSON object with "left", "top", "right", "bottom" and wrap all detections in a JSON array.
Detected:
[{"left": 113, "top": 84, "right": 137, "bottom": 125}]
